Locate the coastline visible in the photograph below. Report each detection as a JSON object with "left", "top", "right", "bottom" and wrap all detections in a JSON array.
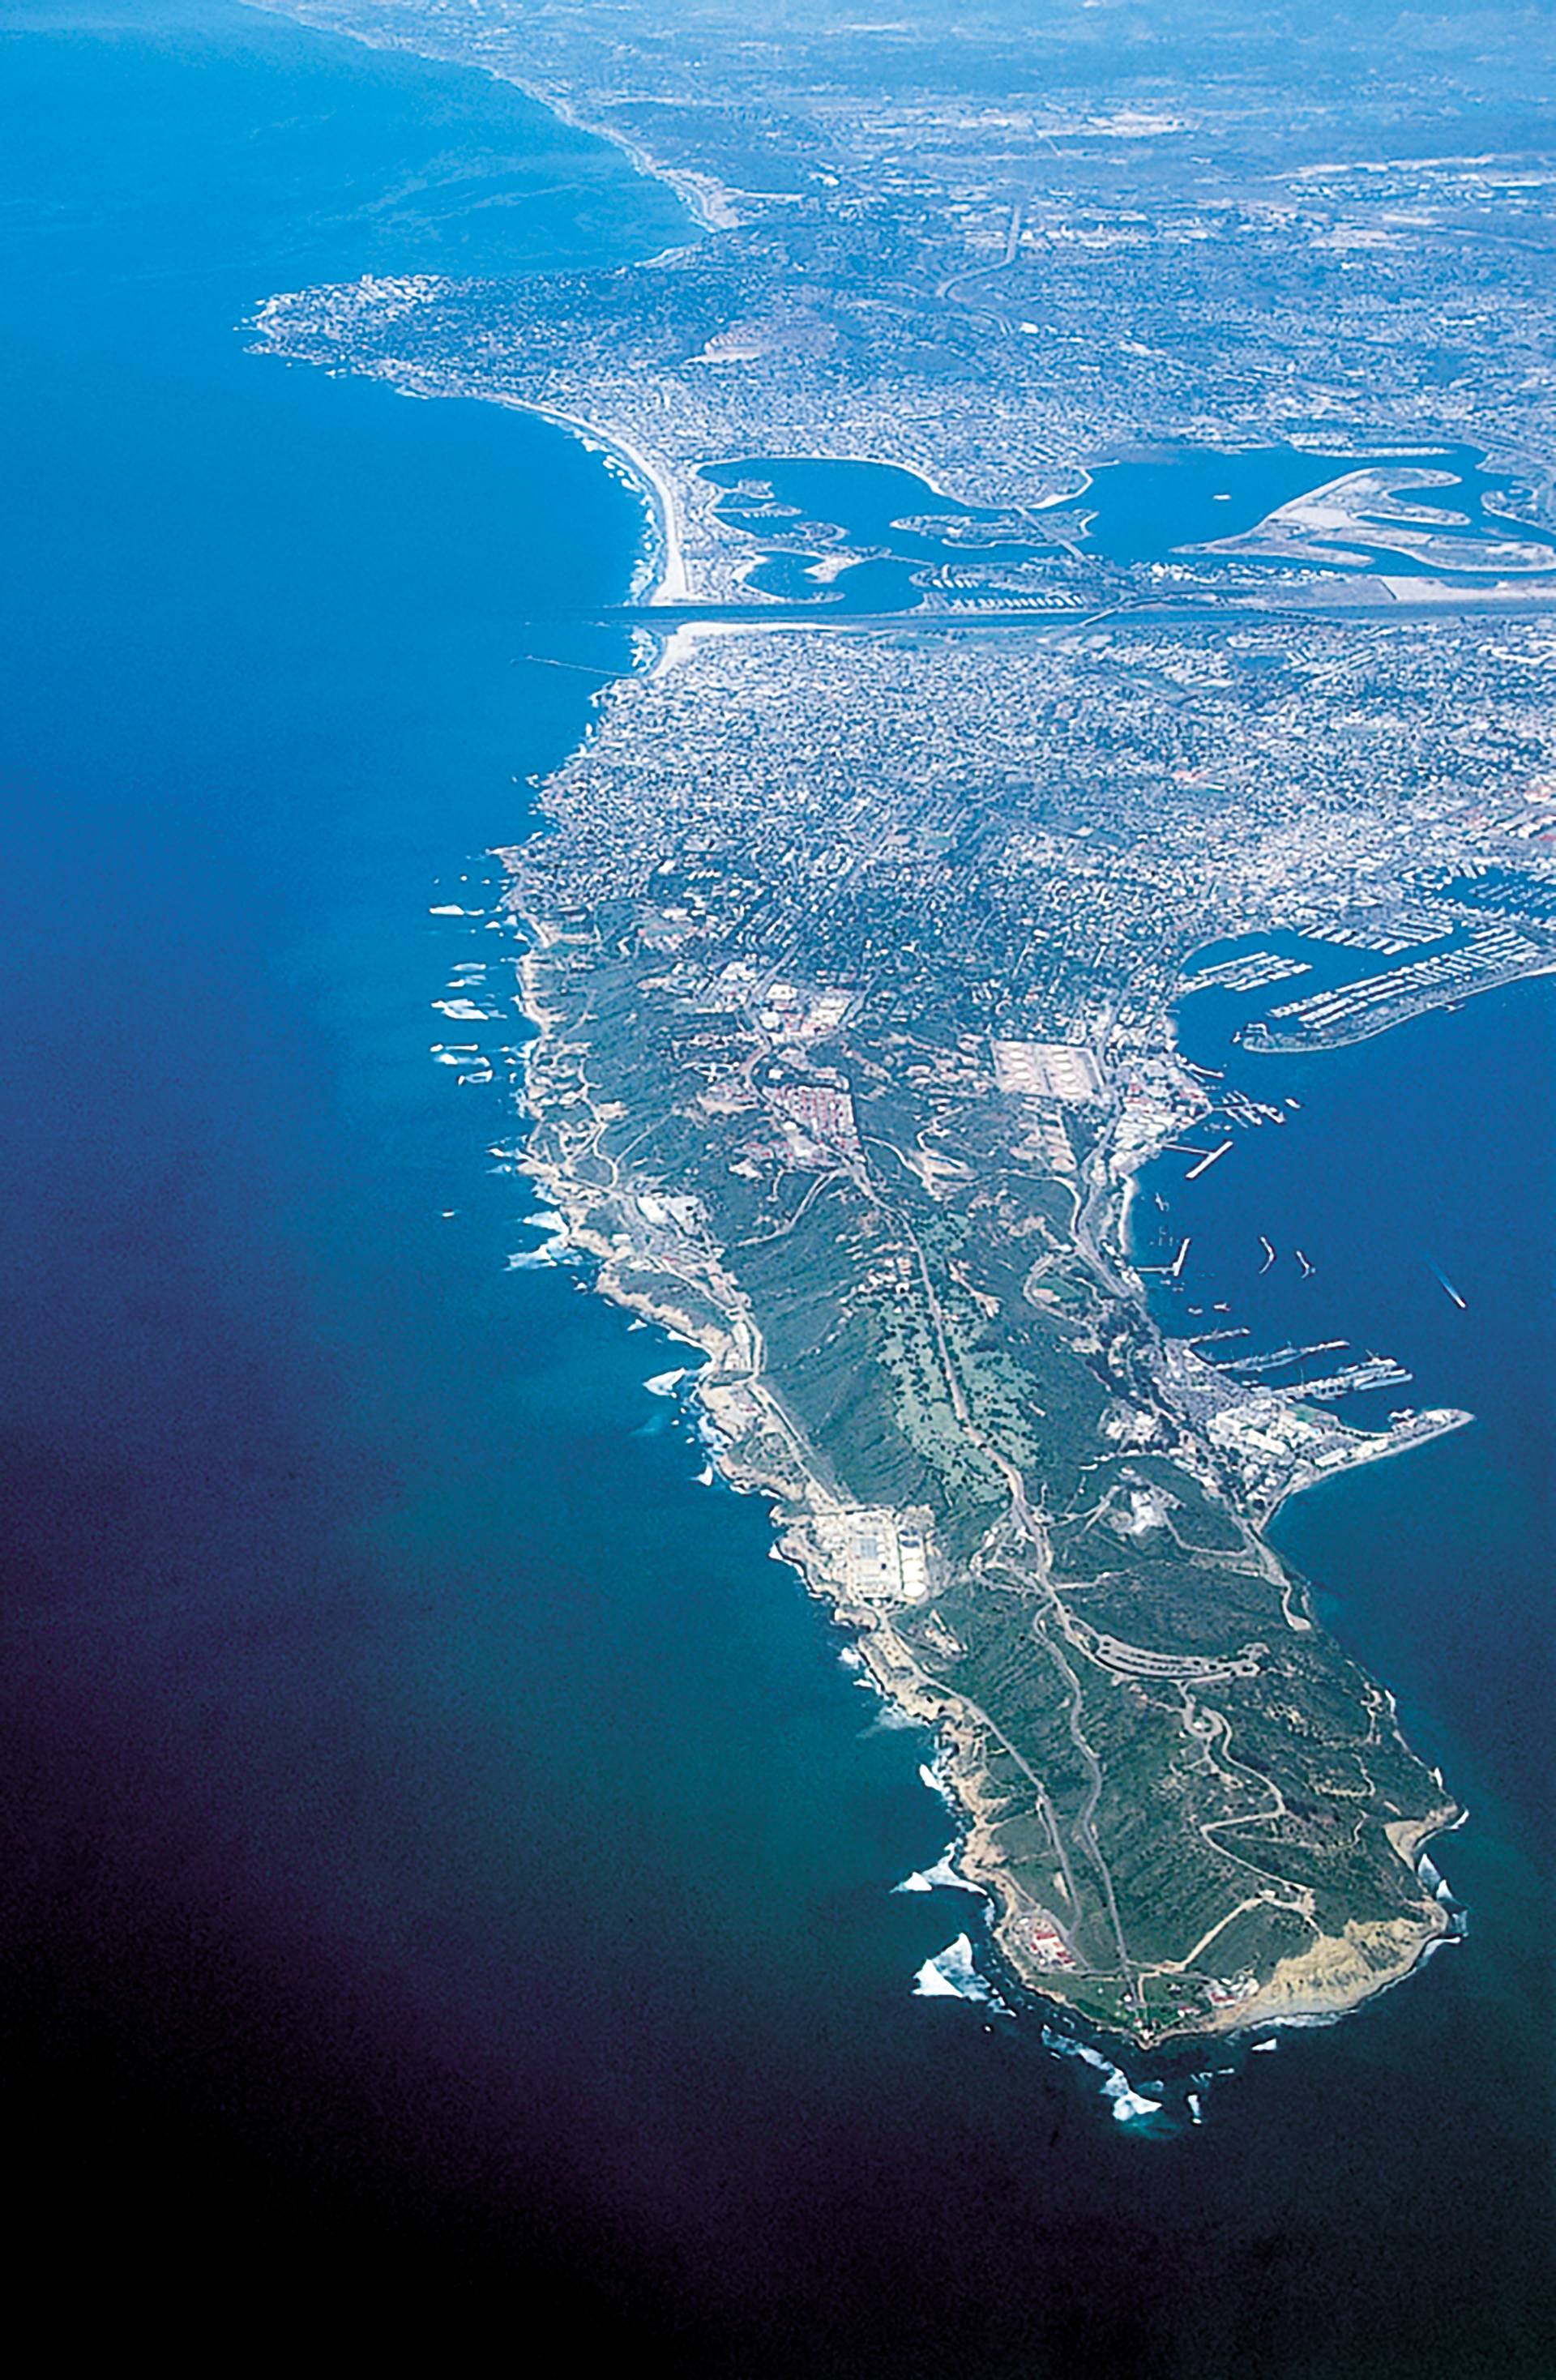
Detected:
[
  {"left": 237, "top": 5, "right": 713, "bottom": 615},
  {"left": 489, "top": 395, "right": 690, "bottom": 606},
  {"left": 241, "top": 0, "right": 739, "bottom": 238},
  {"left": 1242, "top": 952, "right": 1556, "bottom": 1056}
]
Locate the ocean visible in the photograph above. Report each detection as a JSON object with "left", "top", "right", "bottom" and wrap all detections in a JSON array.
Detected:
[{"left": 1, "top": 5, "right": 1550, "bottom": 2369}]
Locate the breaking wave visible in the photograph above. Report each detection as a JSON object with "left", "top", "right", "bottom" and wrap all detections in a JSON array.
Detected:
[
  {"left": 861, "top": 1698, "right": 922, "bottom": 1733},
  {"left": 913, "top": 1933, "right": 1004, "bottom": 2009},
  {"left": 1041, "top": 2024, "right": 1164, "bottom": 2125},
  {"left": 894, "top": 1844, "right": 986, "bottom": 1897},
  {"left": 1417, "top": 1839, "right": 1468, "bottom": 1935}
]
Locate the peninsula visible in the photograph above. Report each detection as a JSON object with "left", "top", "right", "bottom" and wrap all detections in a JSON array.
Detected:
[
  {"left": 246, "top": 0, "right": 1556, "bottom": 2043},
  {"left": 492, "top": 622, "right": 1475, "bottom": 2043}
]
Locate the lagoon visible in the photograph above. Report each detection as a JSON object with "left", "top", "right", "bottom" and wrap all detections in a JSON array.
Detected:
[{"left": 700, "top": 441, "right": 1554, "bottom": 613}]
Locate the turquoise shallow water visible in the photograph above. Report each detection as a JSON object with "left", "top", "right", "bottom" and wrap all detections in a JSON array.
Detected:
[{"left": 1, "top": 6, "right": 1551, "bottom": 2369}]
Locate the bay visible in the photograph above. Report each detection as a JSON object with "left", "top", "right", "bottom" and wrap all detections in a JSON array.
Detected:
[{"left": 699, "top": 442, "right": 1547, "bottom": 614}]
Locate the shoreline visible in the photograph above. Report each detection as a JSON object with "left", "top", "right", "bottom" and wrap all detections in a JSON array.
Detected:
[
  {"left": 488, "top": 395, "right": 690, "bottom": 606},
  {"left": 1255, "top": 1403, "right": 1473, "bottom": 1528},
  {"left": 1242, "top": 952, "right": 1556, "bottom": 1055},
  {"left": 241, "top": 0, "right": 738, "bottom": 241}
]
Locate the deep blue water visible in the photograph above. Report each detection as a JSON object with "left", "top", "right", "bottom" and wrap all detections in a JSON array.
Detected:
[{"left": 2, "top": 6, "right": 1551, "bottom": 2370}]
